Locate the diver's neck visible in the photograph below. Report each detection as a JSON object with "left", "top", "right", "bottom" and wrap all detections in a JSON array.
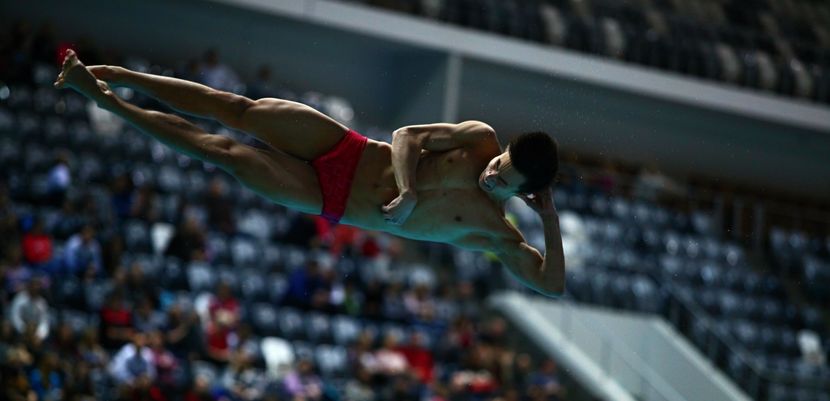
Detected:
[{"left": 485, "top": 190, "right": 512, "bottom": 210}]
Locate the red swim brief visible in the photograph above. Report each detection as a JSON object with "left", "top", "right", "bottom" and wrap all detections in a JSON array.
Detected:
[{"left": 310, "top": 129, "right": 368, "bottom": 224}]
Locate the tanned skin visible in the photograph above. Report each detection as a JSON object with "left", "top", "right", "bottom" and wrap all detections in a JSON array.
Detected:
[{"left": 55, "top": 50, "right": 565, "bottom": 296}]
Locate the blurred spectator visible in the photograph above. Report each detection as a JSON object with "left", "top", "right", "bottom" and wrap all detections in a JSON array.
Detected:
[
  {"left": 10, "top": 277, "right": 50, "bottom": 341},
  {"left": 110, "top": 173, "right": 135, "bottom": 221},
  {"left": 282, "top": 358, "right": 324, "bottom": 400},
  {"left": 198, "top": 48, "right": 242, "bottom": 93},
  {"left": 133, "top": 296, "right": 166, "bottom": 333},
  {"left": 351, "top": 330, "right": 378, "bottom": 372},
  {"left": 219, "top": 349, "right": 269, "bottom": 401},
  {"left": 63, "top": 224, "right": 102, "bottom": 277},
  {"left": 164, "top": 216, "right": 207, "bottom": 262},
  {"left": 125, "top": 262, "right": 159, "bottom": 306},
  {"left": 164, "top": 301, "right": 201, "bottom": 360},
  {"left": 78, "top": 328, "right": 110, "bottom": 373},
  {"left": 340, "top": 278, "right": 364, "bottom": 316},
  {"left": 63, "top": 359, "right": 96, "bottom": 400},
  {"left": 205, "top": 281, "right": 241, "bottom": 363},
  {"left": 504, "top": 352, "right": 534, "bottom": 390},
  {"left": 50, "top": 322, "right": 76, "bottom": 358},
  {"left": 0, "top": 186, "right": 20, "bottom": 250},
  {"left": 101, "top": 233, "right": 126, "bottom": 276},
  {"left": 404, "top": 283, "right": 436, "bottom": 322},
  {"left": 379, "top": 373, "right": 421, "bottom": 401},
  {"left": 132, "top": 183, "right": 161, "bottom": 222},
  {"left": 374, "top": 333, "right": 409, "bottom": 377},
  {"left": 449, "top": 345, "right": 499, "bottom": 397},
  {"left": 28, "top": 351, "right": 65, "bottom": 401},
  {"left": 284, "top": 260, "right": 323, "bottom": 309},
  {"left": 362, "top": 278, "right": 385, "bottom": 319},
  {"left": 398, "top": 331, "right": 434, "bottom": 383},
  {"left": 148, "top": 330, "right": 182, "bottom": 392},
  {"left": 99, "top": 290, "right": 134, "bottom": 349},
  {"left": 205, "top": 177, "right": 235, "bottom": 235},
  {"left": 109, "top": 332, "right": 156, "bottom": 389},
  {"left": 527, "top": 359, "right": 565, "bottom": 401},
  {"left": 21, "top": 217, "right": 52, "bottom": 266},
  {"left": 381, "top": 282, "right": 407, "bottom": 320},
  {"left": 46, "top": 151, "right": 71, "bottom": 207},
  {"left": 3, "top": 246, "right": 32, "bottom": 296},
  {"left": 344, "top": 367, "right": 375, "bottom": 401}
]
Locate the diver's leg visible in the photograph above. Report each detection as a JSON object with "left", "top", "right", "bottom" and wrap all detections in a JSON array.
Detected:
[
  {"left": 88, "top": 64, "right": 349, "bottom": 161},
  {"left": 57, "top": 50, "right": 322, "bottom": 214}
]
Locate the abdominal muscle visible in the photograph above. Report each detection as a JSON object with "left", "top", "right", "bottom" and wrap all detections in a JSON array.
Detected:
[{"left": 339, "top": 140, "right": 502, "bottom": 243}]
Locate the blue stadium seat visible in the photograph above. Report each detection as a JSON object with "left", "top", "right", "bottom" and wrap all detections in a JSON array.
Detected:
[
  {"left": 231, "top": 236, "right": 260, "bottom": 267},
  {"left": 124, "top": 219, "right": 152, "bottom": 253},
  {"left": 277, "top": 307, "right": 304, "bottom": 340},
  {"left": 84, "top": 281, "right": 111, "bottom": 311},
  {"left": 239, "top": 269, "right": 267, "bottom": 302},
  {"left": 187, "top": 262, "right": 216, "bottom": 293},
  {"left": 160, "top": 257, "right": 189, "bottom": 290},
  {"left": 250, "top": 302, "right": 280, "bottom": 337},
  {"left": 305, "top": 312, "right": 333, "bottom": 344},
  {"left": 267, "top": 273, "right": 288, "bottom": 304},
  {"left": 54, "top": 278, "right": 87, "bottom": 310},
  {"left": 332, "top": 315, "right": 361, "bottom": 346},
  {"left": 315, "top": 344, "right": 348, "bottom": 377}
]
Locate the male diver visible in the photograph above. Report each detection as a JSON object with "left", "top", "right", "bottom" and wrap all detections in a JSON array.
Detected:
[{"left": 55, "top": 50, "right": 565, "bottom": 297}]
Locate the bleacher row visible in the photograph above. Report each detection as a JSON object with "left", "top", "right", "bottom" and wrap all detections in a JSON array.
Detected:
[{"left": 349, "top": 0, "right": 830, "bottom": 105}]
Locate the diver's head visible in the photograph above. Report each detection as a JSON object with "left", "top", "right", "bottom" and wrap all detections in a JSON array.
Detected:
[{"left": 479, "top": 132, "right": 558, "bottom": 196}]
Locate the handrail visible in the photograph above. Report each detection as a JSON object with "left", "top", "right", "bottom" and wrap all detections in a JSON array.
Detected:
[{"left": 554, "top": 297, "right": 688, "bottom": 401}]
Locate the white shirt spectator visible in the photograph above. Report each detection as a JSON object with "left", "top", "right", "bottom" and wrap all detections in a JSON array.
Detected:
[
  {"left": 109, "top": 343, "right": 156, "bottom": 384},
  {"left": 10, "top": 287, "right": 50, "bottom": 340},
  {"left": 64, "top": 229, "right": 103, "bottom": 274},
  {"left": 47, "top": 162, "right": 70, "bottom": 191}
]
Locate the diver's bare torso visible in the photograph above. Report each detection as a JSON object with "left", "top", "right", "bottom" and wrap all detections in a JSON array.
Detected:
[{"left": 334, "top": 137, "right": 518, "bottom": 248}]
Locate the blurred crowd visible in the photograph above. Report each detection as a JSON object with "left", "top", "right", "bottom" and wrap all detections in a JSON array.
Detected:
[{"left": 0, "top": 20, "right": 567, "bottom": 401}]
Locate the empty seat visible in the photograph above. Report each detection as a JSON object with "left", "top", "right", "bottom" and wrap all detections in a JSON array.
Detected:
[
  {"left": 315, "top": 344, "right": 348, "bottom": 377},
  {"left": 53, "top": 278, "right": 87, "bottom": 310},
  {"left": 250, "top": 303, "right": 280, "bottom": 336},
  {"left": 239, "top": 269, "right": 267, "bottom": 302},
  {"left": 305, "top": 312, "right": 332, "bottom": 344},
  {"left": 84, "top": 281, "right": 111, "bottom": 311},
  {"left": 291, "top": 341, "right": 315, "bottom": 361},
  {"left": 277, "top": 308, "right": 304, "bottom": 340},
  {"left": 332, "top": 316, "right": 362, "bottom": 346},
  {"left": 160, "top": 257, "right": 189, "bottom": 290},
  {"left": 187, "top": 262, "right": 216, "bottom": 293},
  {"left": 230, "top": 237, "right": 260, "bottom": 267},
  {"left": 267, "top": 273, "right": 288, "bottom": 304},
  {"left": 124, "top": 219, "right": 152, "bottom": 252}
]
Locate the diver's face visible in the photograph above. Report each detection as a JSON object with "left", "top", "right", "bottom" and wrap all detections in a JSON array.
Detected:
[{"left": 479, "top": 151, "right": 523, "bottom": 195}]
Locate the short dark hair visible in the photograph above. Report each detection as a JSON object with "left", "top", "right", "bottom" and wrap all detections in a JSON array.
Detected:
[{"left": 507, "top": 132, "right": 559, "bottom": 193}]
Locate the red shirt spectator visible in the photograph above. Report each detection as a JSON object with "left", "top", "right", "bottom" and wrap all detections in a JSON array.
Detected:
[
  {"left": 206, "top": 282, "right": 240, "bottom": 363},
  {"left": 22, "top": 220, "right": 52, "bottom": 265},
  {"left": 398, "top": 332, "right": 435, "bottom": 383}
]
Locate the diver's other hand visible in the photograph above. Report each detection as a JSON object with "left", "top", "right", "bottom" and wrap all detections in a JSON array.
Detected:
[{"left": 381, "top": 191, "right": 417, "bottom": 225}]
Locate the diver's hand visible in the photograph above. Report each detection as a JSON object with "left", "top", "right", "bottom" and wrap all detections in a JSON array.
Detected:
[
  {"left": 381, "top": 191, "right": 417, "bottom": 225},
  {"left": 518, "top": 186, "right": 556, "bottom": 217}
]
